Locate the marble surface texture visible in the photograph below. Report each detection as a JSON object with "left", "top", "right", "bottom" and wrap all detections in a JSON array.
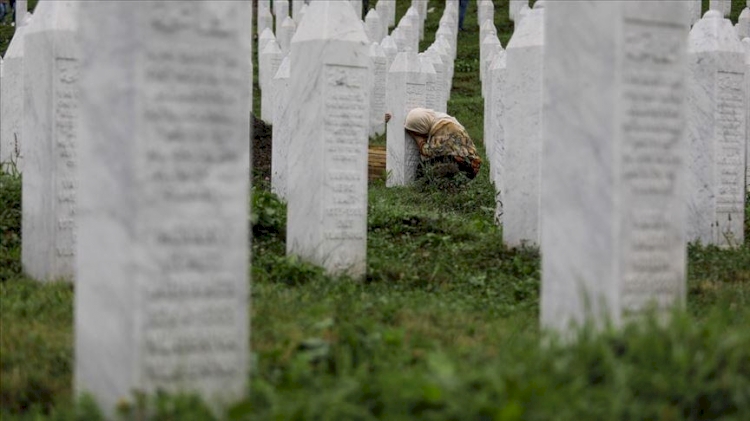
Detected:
[
  {"left": 481, "top": 35, "right": 501, "bottom": 94},
  {"left": 369, "top": 43, "right": 387, "bottom": 137},
  {"left": 420, "top": 55, "right": 438, "bottom": 110},
  {"left": 286, "top": 0, "right": 370, "bottom": 278},
  {"left": 504, "top": 1, "right": 544, "bottom": 248},
  {"left": 687, "top": 10, "right": 746, "bottom": 247},
  {"left": 541, "top": 1, "right": 688, "bottom": 333},
  {"left": 278, "top": 16, "right": 297, "bottom": 54},
  {"left": 22, "top": 1, "right": 78, "bottom": 282},
  {"left": 257, "top": 3, "right": 272, "bottom": 35},
  {"left": 509, "top": 0, "right": 527, "bottom": 22},
  {"left": 488, "top": 50, "right": 507, "bottom": 226},
  {"left": 386, "top": 51, "right": 423, "bottom": 187},
  {"left": 272, "top": 56, "right": 291, "bottom": 200},
  {"left": 365, "top": 8, "right": 384, "bottom": 44},
  {"left": 381, "top": 35, "right": 398, "bottom": 70},
  {"left": 75, "top": 3, "right": 251, "bottom": 416},
  {"left": 260, "top": 40, "right": 283, "bottom": 123},
  {"left": 258, "top": 28, "right": 276, "bottom": 90},
  {"left": 424, "top": 48, "right": 446, "bottom": 113}
]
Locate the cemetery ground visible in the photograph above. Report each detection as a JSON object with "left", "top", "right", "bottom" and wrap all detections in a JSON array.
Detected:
[{"left": 1, "top": 0, "right": 750, "bottom": 419}]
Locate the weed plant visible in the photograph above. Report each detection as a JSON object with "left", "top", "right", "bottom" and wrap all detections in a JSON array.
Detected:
[{"left": 1, "top": 1, "right": 750, "bottom": 420}]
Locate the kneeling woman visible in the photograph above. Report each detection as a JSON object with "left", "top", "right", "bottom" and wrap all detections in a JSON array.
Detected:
[{"left": 387, "top": 108, "right": 482, "bottom": 179}]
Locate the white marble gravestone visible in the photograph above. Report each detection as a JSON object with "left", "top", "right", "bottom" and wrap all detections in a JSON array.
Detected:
[
  {"left": 272, "top": 57, "right": 291, "bottom": 200},
  {"left": 488, "top": 50, "right": 507, "bottom": 224},
  {"left": 398, "top": 16, "right": 417, "bottom": 54},
  {"left": 365, "top": 8, "right": 384, "bottom": 44},
  {"left": 541, "top": 1, "right": 688, "bottom": 332},
  {"left": 369, "top": 42, "right": 387, "bottom": 137},
  {"left": 278, "top": 16, "right": 297, "bottom": 54},
  {"left": 260, "top": 40, "right": 283, "bottom": 123},
  {"left": 405, "top": 6, "right": 422, "bottom": 44},
  {"left": 424, "top": 48, "right": 446, "bottom": 113},
  {"left": 504, "top": 1, "right": 544, "bottom": 247},
  {"left": 297, "top": 4, "right": 308, "bottom": 24},
  {"left": 286, "top": 0, "right": 370, "bottom": 278},
  {"left": 258, "top": 28, "right": 276, "bottom": 88},
  {"left": 687, "top": 10, "right": 746, "bottom": 247},
  {"left": 481, "top": 35, "right": 500, "bottom": 89},
  {"left": 76, "top": 2, "right": 251, "bottom": 415},
  {"left": 435, "top": 37, "right": 453, "bottom": 97},
  {"left": 22, "top": 1, "right": 78, "bottom": 282},
  {"left": 258, "top": 3, "right": 273, "bottom": 35},
  {"left": 391, "top": 27, "right": 407, "bottom": 52},
  {"left": 1, "top": 11, "right": 32, "bottom": 168},
  {"left": 386, "top": 50, "right": 424, "bottom": 187}
]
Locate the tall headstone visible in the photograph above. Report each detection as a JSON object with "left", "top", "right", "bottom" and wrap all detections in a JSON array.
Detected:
[
  {"left": 504, "top": 1, "right": 544, "bottom": 247},
  {"left": 369, "top": 42, "right": 387, "bottom": 137},
  {"left": 365, "top": 8, "right": 383, "bottom": 44},
  {"left": 258, "top": 28, "right": 276, "bottom": 86},
  {"left": 278, "top": 16, "right": 297, "bottom": 54},
  {"left": 287, "top": 0, "right": 370, "bottom": 278},
  {"left": 22, "top": 1, "right": 79, "bottom": 282},
  {"left": 541, "top": 1, "right": 688, "bottom": 332},
  {"left": 424, "top": 48, "right": 446, "bottom": 113},
  {"left": 297, "top": 4, "right": 308, "bottom": 24},
  {"left": 0, "top": 12, "right": 31, "bottom": 168},
  {"left": 272, "top": 57, "right": 291, "bottom": 200},
  {"left": 687, "top": 10, "right": 746, "bottom": 247},
  {"left": 15, "top": 0, "right": 27, "bottom": 26},
  {"left": 488, "top": 51, "right": 507, "bottom": 224},
  {"left": 260, "top": 40, "right": 283, "bottom": 123},
  {"left": 420, "top": 54, "right": 438, "bottom": 110},
  {"left": 392, "top": 27, "right": 407, "bottom": 52},
  {"left": 386, "top": 50, "right": 424, "bottom": 187},
  {"left": 76, "top": 2, "right": 251, "bottom": 415},
  {"left": 480, "top": 35, "right": 500, "bottom": 87}
]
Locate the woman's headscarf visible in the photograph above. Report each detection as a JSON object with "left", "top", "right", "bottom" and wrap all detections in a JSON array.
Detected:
[
  {"left": 404, "top": 108, "right": 436, "bottom": 136},
  {"left": 404, "top": 108, "right": 464, "bottom": 137}
]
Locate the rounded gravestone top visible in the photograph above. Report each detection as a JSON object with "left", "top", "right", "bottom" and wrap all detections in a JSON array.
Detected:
[{"left": 702, "top": 10, "right": 722, "bottom": 19}]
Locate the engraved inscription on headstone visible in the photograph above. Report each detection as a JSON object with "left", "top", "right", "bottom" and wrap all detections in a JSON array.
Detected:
[
  {"left": 76, "top": 2, "right": 250, "bottom": 416},
  {"left": 54, "top": 58, "right": 79, "bottom": 265}
]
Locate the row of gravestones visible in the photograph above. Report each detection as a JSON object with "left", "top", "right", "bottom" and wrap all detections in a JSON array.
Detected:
[
  {"left": 478, "top": 0, "right": 750, "bottom": 330},
  {"left": 0, "top": 0, "right": 443, "bottom": 415},
  {"left": 262, "top": 0, "right": 455, "bottom": 278},
  {"left": 0, "top": 0, "right": 253, "bottom": 416}
]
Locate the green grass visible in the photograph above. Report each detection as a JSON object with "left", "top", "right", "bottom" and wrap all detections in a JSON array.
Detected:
[{"left": 2, "top": 1, "right": 750, "bottom": 420}]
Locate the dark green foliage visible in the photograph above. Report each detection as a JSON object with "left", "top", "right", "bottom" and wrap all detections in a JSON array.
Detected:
[{"left": 0, "top": 165, "right": 22, "bottom": 281}]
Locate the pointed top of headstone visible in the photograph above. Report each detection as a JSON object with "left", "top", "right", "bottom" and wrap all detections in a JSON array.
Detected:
[
  {"left": 690, "top": 10, "right": 744, "bottom": 54},
  {"left": 262, "top": 38, "right": 282, "bottom": 54},
  {"left": 389, "top": 50, "right": 420, "bottom": 74},
  {"left": 292, "top": 0, "right": 368, "bottom": 44},
  {"left": 260, "top": 27, "right": 275, "bottom": 41},
  {"left": 369, "top": 41, "right": 385, "bottom": 57},
  {"left": 381, "top": 35, "right": 397, "bottom": 51},
  {"left": 282, "top": 15, "right": 296, "bottom": 28},
  {"left": 507, "top": 2, "right": 544, "bottom": 49},
  {"left": 365, "top": 8, "right": 380, "bottom": 20},
  {"left": 274, "top": 55, "right": 291, "bottom": 80},
  {"left": 25, "top": 0, "right": 77, "bottom": 34}
]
